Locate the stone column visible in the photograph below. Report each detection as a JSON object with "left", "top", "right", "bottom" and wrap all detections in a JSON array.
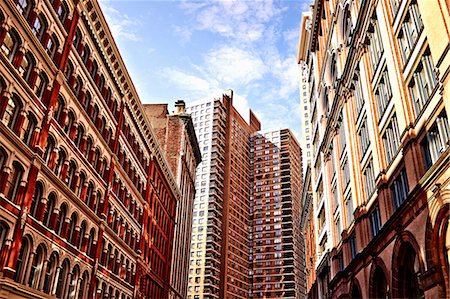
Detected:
[{"left": 51, "top": 266, "right": 61, "bottom": 295}]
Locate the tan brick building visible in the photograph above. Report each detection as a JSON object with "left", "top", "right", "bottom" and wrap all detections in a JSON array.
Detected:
[{"left": 298, "top": 0, "right": 450, "bottom": 298}]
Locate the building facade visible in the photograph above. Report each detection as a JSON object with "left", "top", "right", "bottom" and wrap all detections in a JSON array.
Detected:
[
  {"left": 299, "top": 0, "right": 449, "bottom": 298},
  {"left": 186, "top": 93, "right": 305, "bottom": 299},
  {"left": 250, "top": 129, "right": 303, "bottom": 298},
  {"left": 144, "top": 100, "right": 202, "bottom": 299},
  {"left": 0, "top": 0, "right": 182, "bottom": 298}
]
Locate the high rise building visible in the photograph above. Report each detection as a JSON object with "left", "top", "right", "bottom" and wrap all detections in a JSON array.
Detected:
[
  {"left": 186, "top": 92, "right": 304, "bottom": 299},
  {"left": 186, "top": 91, "right": 261, "bottom": 299},
  {"left": 0, "top": 0, "right": 183, "bottom": 298},
  {"left": 299, "top": 0, "right": 449, "bottom": 298},
  {"left": 250, "top": 129, "right": 303, "bottom": 298},
  {"left": 144, "top": 101, "right": 202, "bottom": 299}
]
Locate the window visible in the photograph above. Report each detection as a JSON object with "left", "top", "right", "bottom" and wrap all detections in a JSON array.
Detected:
[
  {"left": 358, "top": 118, "right": 370, "bottom": 156},
  {"left": 35, "top": 72, "right": 48, "bottom": 100},
  {"left": 353, "top": 68, "right": 365, "bottom": 115},
  {"left": 391, "top": 169, "right": 409, "bottom": 209},
  {"left": 32, "top": 14, "right": 47, "bottom": 40},
  {"left": 56, "top": 1, "right": 69, "bottom": 24},
  {"left": 397, "top": 0, "right": 424, "bottom": 62},
  {"left": 341, "top": 157, "right": 350, "bottom": 189},
  {"left": 345, "top": 194, "right": 354, "bottom": 225},
  {"left": 19, "top": 52, "right": 36, "bottom": 82},
  {"left": 370, "top": 205, "right": 382, "bottom": 237},
  {"left": 349, "top": 233, "right": 358, "bottom": 259},
  {"left": 5, "top": 162, "right": 24, "bottom": 203},
  {"left": 382, "top": 114, "right": 401, "bottom": 164},
  {"left": 363, "top": 159, "right": 376, "bottom": 198},
  {"left": 16, "top": 0, "right": 33, "bottom": 18},
  {"left": 374, "top": 70, "right": 392, "bottom": 119},
  {"left": 422, "top": 110, "right": 450, "bottom": 169},
  {"left": 408, "top": 48, "right": 437, "bottom": 116},
  {"left": 4, "top": 95, "right": 22, "bottom": 131},
  {"left": 46, "top": 34, "right": 59, "bottom": 61},
  {"left": 30, "top": 182, "right": 43, "bottom": 218},
  {"left": 22, "top": 112, "right": 37, "bottom": 145},
  {"left": 367, "top": 14, "right": 384, "bottom": 70},
  {"left": 1, "top": 29, "right": 21, "bottom": 62}
]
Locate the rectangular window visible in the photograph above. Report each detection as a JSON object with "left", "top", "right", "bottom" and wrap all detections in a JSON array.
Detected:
[
  {"left": 391, "top": 169, "right": 409, "bottom": 209},
  {"left": 422, "top": 110, "right": 450, "bottom": 169},
  {"left": 408, "top": 48, "right": 437, "bottom": 116},
  {"left": 382, "top": 114, "right": 401, "bottom": 164},
  {"left": 368, "top": 14, "right": 384, "bottom": 70},
  {"left": 345, "top": 194, "right": 354, "bottom": 226},
  {"left": 374, "top": 70, "right": 392, "bottom": 120},
  {"left": 358, "top": 118, "right": 370, "bottom": 156},
  {"left": 370, "top": 205, "right": 382, "bottom": 237},
  {"left": 349, "top": 233, "right": 358, "bottom": 259},
  {"left": 363, "top": 159, "right": 376, "bottom": 198},
  {"left": 342, "top": 157, "right": 350, "bottom": 189}
]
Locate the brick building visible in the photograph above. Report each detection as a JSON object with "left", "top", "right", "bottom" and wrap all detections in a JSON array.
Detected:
[
  {"left": 298, "top": 0, "right": 449, "bottom": 298},
  {"left": 186, "top": 93, "right": 305, "bottom": 299},
  {"left": 0, "top": 0, "right": 182, "bottom": 298},
  {"left": 144, "top": 100, "right": 202, "bottom": 299}
]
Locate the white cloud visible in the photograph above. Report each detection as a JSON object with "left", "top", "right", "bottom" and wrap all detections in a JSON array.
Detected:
[
  {"left": 204, "top": 47, "right": 267, "bottom": 86},
  {"left": 161, "top": 68, "right": 216, "bottom": 94},
  {"left": 99, "top": 0, "right": 141, "bottom": 41}
]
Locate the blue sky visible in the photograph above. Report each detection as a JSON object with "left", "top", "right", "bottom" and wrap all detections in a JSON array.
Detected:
[{"left": 98, "top": 0, "right": 311, "bottom": 140}]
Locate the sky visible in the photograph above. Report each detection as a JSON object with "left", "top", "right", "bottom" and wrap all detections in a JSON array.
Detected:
[{"left": 98, "top": 0, "right": 312, "bottom": 141}]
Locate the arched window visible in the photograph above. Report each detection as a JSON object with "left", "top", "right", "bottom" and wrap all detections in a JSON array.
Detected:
[
  {"left": 105, "top": 88, "right": 112, "bottom": 105},
  {"left": 22, "top": 112, "right": 37, "bottom": 145},
  {"left": 0, "top": 221, "right": 9, "bottom": 254},
  {"left": 56, "top": 1, "right": 69, "bottom": 24},
  {"left": 371, "top": 266, "right": 390, "bottom": 299},
  {"left": 106, "top": 244, "right": 112, "bottom": 268},
  {"left": 74, "top": 124, "right": 84, "bottom": 148},
  {"left": 66, "top": 160, "right": 76, "bottom": 190},
  {"left": 56, "top": 259, "right": 70, "bottom": 297},
  {"left": 100, "top": 158, "right": 108, "bottom": 177},
  {"left": 28, "top": 244, "right": 46, "bottom": 288},
  {"left": 64, "top": 111, "right": 75, "bottom": 135},
  {"left": 30, "top": 181, "right": 43, "bottom": 218},
  {"left": 76, "top": 172, "right": 86, "bottom": 198},
  {"left": 56, "top": 203, "right": 67, "bottom": 234},
  {"left": 67, "top": 213, "right": 77, "bottom": 244},
  {"left": 84, "top": 137, "right": 92, "bottom": 158},
  {"left": 64, "top": 60, "right": 74, "bottom": 80},
  {"left": 35, "top": 71, "right": 49, "bottom": 100},
  {"left": 20, "top": 52, "right": 36, "bottom": 82},
  {"left": 5, "top": 161, "right": 24, "bottom": 203},
  {"left": 98, "top": 74, "right": 105, "bottom": 92},
  {"left": 0, "top": 29, "right": 21, "bottom": 62},
  {"left": 87, "top": 228, "right": 95, "bottom": 257},
  {"left": 91, "top": 104, "right": 99, "bottom": 122},
  {"left": 90, "top": 60, "right": 98, "bottom": 78},
  {"left": 82, "top": 91, "right": 91, "bottom": 111},
  {"left": 396, "top": 242, "right": 424, "bottom": 298},
  {"left": 86, "top": 182, "right": 94, "bottom": 206},
  {"left": 95, "top": 190, "right": 102, "bottom": 214},
  {"left": 73, "top": 28, "right": 82, "bottom": 50},
  {"left": 99, "top": 117, "right": 106, "bottom": 134},
  {"left": 32, "top": 14, "right": 47, "bottom": 41},
  {"left": 16, "top": 0, "right": 34, "bottom": 19},
  {"left": 78, "top": 220, "right": 87, "bottom": 249},
  {"left": 82, "top": 45, "right": 90, "bottom": 64},
  {"left": 54, "top": 148, "right": 66, "bottom": 176},
  {"left": 343, "top": 5, "right": 353, "bottom": 44},
  {"left": 43, "top": 252, "right": 58, "bottom": 294},
  {"left": 43, "top": 136, "right": 55, "bottom": 164},
  {"left": 4, "top": 94, "right": 22, "bottom": 130},
  {"left": 67, "top": 265, "right": 79, "bottom": 298},
  {"left": 78, "top": 271, "right": 89, "bottom": 299},
  {"left": 73, "top": 76, "right": 83, "bottom": 98},
  {"left": 46, "top": 34, "right": 59, "bottom": 61},
  {"left": 93, "top": 148, "right": 101, "bottom": 170},
  {"left": 43, "top": 193, "right": 56, "bottom": 227},
  {"left": 15, "top": 236, "right": 31, "bottom": 283},
  {"left": 54, "top": 96, "right": 65, "bottom": 124}
]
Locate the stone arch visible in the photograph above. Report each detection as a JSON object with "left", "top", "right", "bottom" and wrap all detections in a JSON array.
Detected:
[
  {"left": 392, "top": 231, "right": 426, "bottom": 298},
  {"left": 369, "top": 257, "right": 390, "bottom": 299},
  {"left": 349, "top": 277, "right": 362, "bottom": 299}
]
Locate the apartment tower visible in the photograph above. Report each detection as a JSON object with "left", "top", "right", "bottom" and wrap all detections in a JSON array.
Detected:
[
  {"left": 250, "top": 129, "right": 303, "bottom": 298},
  {"left": 299, "top": 0, "right": 449, "bottom": 298}
]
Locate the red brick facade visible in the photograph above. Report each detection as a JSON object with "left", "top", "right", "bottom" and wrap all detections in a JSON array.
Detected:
[{"left": 0, "top": 0, "right": 181, "bottom": 298}]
